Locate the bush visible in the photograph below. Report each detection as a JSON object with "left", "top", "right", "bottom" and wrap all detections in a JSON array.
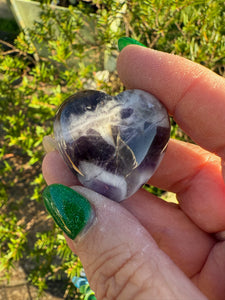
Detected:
[{"left": 0, "top": 0, "right": 225, "bottom": 298}]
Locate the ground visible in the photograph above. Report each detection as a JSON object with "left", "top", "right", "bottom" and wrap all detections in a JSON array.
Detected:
[{"left": 0, "top": 264, "right": 62, "bottom": 300}]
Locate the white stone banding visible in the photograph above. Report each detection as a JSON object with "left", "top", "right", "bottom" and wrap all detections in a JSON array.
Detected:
[{"left": 54, "top": 89, "right": 170, "bottom": 202}]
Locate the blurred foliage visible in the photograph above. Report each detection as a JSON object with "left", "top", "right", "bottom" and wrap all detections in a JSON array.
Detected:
[
  {"left": 0, "top": 18, "right": 20, "bottom": 34},
  {"left": 0, "top": 0, "right": 225, "bottom": 298}
]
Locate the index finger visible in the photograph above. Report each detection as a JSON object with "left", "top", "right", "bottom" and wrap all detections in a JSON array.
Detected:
[{"left": 117, "top": 46, "right": 225, "bottom": 159}]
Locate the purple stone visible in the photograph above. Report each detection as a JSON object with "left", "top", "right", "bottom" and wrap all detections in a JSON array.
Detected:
[{"left": 54, "top": 89, "right": 170, "bottom": 202}]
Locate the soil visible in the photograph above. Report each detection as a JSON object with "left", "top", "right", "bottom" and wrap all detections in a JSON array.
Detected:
[
  {"left": 0, "top": 141, "right": 77, "bottom": 300},
  {"left": 0, "top": 151, "right": 71, "bottom": 299},
  {"left": 0, "top": 264, "right": 63, "bottom": 300}
]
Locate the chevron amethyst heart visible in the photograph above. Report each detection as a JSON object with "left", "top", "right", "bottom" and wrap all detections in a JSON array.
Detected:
[{"left": 54, "top": 89, "right": 170, "bottom": 202}]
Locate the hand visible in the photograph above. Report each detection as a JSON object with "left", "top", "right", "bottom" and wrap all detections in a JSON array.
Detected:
[{"left": 42, "top": 45, "right": 225, "bottom": 300}]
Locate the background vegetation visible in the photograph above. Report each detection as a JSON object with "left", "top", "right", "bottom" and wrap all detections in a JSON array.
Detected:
[{"left": 0, "top": 0, "right": 225, "bottom": 298}]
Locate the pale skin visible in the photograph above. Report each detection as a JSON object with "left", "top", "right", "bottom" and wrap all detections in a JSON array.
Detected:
[{"left": 42, "top": 46, "right": 225, "bottom": 300}]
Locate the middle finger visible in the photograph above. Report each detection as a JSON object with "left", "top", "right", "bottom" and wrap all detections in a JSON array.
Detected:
[{"left": 149, "top": 139, "right": 225, "bottom": 233}]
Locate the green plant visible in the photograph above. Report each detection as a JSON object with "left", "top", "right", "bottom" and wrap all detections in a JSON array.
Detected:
[
  {"left": 0, "top": 18, "right": 19, "bottom": 33},
  {"left": 0, "top": 0, "right": 224, "bottom": 298}
]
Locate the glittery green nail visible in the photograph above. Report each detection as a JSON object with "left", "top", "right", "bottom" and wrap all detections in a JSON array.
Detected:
[
  {"left": 118, "top": 37, "right": 147, "bottom": 51},
  {"left": 43, "top": 184, "right": 93, "bottom": 239}
]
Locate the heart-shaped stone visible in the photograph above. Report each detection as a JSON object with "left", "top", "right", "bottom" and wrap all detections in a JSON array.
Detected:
[{"left": 54, "top": 89, "right": 170, "bottom": 202}]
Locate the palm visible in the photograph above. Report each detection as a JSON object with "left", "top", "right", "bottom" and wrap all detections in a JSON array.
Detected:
[
  {"left": 122, "top": 140, "right": 224, "bottom": 299},
  {"left": 43, "top": 46, "right": 225, "bottom": 300},
  {"left": 43, "top": 138, "right": 225, "bottom": 299},
  {"left": 116, "top": 45, "right": 225, "bottom": 300}
]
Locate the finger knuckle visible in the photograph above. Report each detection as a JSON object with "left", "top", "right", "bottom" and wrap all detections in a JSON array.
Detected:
[{"left": 88, "top": 243, "right": 150, "bottom": 300}]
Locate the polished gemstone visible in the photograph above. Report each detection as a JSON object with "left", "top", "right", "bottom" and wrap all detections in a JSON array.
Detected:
[{"left": 54, "top": 89, "right": 170, "bottom": 202}]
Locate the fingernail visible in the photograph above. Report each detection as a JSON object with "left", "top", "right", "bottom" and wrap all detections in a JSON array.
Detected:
[
  {"left": 118, "top": 37, "right": 147, "bottom": 51},
  {"left": 43, "top": 184, "right": 94, "bottom": 240},
  {"left": 42, "top": 135, "right": 57, "bottom": 153}
]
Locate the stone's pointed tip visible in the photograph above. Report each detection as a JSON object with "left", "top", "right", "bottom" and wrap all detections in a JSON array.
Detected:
[{"left": 118, "top": 37, "right": 147, "bottom": 51}]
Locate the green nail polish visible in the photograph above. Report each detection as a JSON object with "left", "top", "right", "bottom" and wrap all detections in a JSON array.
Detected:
[
  {"left": 118, "top": 37, "right": 147, "bottom": 51},
  {"left": 43, "top": 184, "right": 93, "bottom": 239}
]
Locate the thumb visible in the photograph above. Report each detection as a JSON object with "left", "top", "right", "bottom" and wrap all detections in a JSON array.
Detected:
[{"left": 43, "top": 184, "right": 206, "bottom": 300}]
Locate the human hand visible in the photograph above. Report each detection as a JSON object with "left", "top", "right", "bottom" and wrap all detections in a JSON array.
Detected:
[{"left": 42, "top": 44, "right": 225, "bottom": 300}]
